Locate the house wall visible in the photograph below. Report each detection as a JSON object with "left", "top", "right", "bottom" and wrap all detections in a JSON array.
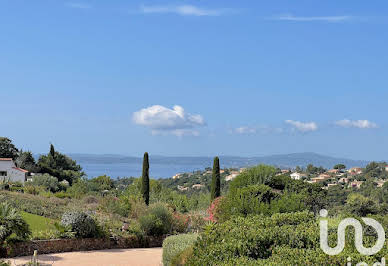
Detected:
[{"left": 0, "top": 160, "right": 26, "bottom": 183}]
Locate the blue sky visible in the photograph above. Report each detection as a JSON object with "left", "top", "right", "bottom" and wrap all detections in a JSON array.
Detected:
[{"left": 1, "top": 0, "right": 387, "bottom": 160}]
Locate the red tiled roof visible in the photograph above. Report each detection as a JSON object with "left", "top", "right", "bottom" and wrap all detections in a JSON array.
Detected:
[
  {"left": 12, "top": 167, "right": 28, "bottom": 173},
  {"left": 0, "top": 158, "right": 13, "bottom": 161}
]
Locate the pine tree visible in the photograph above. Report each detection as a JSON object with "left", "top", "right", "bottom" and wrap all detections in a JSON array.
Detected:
[
  {"left": 211, "top": 156, "right": 221, "bottom": 201},
  {"left": 141, "top": 152, "right": 150, "bottom": 205}
]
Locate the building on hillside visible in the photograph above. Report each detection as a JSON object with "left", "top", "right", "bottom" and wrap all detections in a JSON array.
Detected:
[
  {"left": 225, "top": 171, "right": 239, "bottom": 181},
  {"left": 349, "top": 181, "right": 364, "bottom": 189},
  {"left": 348, "top": 167, "right": 363, "bottom": 175},
  {"left": 311, "top": 173, "right": 331, "bottom": 183},
  {"left": 192, "top": 184, "right": 205, "bottom": 189},
  {"left": 338, "top": 177, "right": 349, "bottom": 184},
  {"left": 177, "top": 185, "right": 189, "bottom": 191},
  {"left": 281, "top": 169, "right": 291, "bottom": 174},
  {"left": 385, "top": 165, "right": 388, "bottom": 172},
  {"left": 376, "top": 180, "right": 386, "bottom": 188},
  {"left": 328, "top": 169, "right": 340, "bottom": 174},
  {"left": 0, "top": 158, "right": 28, "bottom": 183},
  {"left": 290, "top": 172, "right": 307, "bottom": 180}
]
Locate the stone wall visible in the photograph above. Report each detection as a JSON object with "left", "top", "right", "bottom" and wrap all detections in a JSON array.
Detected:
[{"left": 2, "top": 236, "right": 166, "bottom": 258}]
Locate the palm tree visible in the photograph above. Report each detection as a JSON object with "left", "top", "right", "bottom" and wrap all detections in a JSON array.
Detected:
[{"left": 0, "top": 203, "right": 30, "bottom": 243}]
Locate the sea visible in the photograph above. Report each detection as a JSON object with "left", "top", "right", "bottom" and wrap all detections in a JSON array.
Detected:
[{"left": 81, "top": 162, "right": 209, "bottom": 179}]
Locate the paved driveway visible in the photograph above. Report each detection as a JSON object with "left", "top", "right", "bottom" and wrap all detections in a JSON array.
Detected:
[{"left": 8, "top": 248, "right": 163, "bottom": 266}]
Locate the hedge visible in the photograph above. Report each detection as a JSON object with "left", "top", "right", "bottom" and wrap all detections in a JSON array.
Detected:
[{"left": 162, "top": 233, "right": 198, "bottom": 266}]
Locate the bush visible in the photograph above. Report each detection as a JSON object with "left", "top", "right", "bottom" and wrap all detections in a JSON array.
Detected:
[
  {"left": 28, "top": 174, "right": 60, "bottom": 193},
  {"left": 229, "top": 165, "right": 277, "bottom": 193},
  {"left": 0, "top": 203, "right": 31, "bottom": 243},
  {"left": 162, "top": 233, "right": 198, "bottom": 266},
  {"left": 99, "top": 196, "right": 130, "bottom": 217},
  {"left": 185, "top": 211, "right": 388, "bottom": 265},
  {"left": 0, "top": 191, "right": 68, "bottom": 219},
  {"left": 61, "top": 211, "right": 98, "bottom": 238},
  {"left": 139, "top": 203, "right": 173, "bottom": 236}
]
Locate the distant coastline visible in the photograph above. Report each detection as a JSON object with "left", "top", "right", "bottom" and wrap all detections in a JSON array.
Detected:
[{"left": 67, "top": 152, "right": 371, "bottom": 179}]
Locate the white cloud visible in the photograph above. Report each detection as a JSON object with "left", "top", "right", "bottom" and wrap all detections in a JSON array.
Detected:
[
  {"left": 285, "top": 120, "right": 318, "bottom": 132},
  {"left": 272, "top": 14, "right": 353, "bottom": 23},
  {"left": 335, "top": 119, "right": 378, "bottom": 129},
  {"left": 233, "top": 125, "right": 283, "bottom": 135},
  {"left": 65, "top": 2, "right": 92, "bottom": 9},
  {"left": 234, "top": 126, "right": 257, "bottom": 135},
  {"left": 140, "top": 5, "right": 227, "bottom": 16},
  {"left": 133, "top": 105, "right": 206, "bottom": 136}
]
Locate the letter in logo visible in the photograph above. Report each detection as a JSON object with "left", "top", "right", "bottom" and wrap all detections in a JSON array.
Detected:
[{"left": 320, "top": 209, "right": 385, "bottom": 256}]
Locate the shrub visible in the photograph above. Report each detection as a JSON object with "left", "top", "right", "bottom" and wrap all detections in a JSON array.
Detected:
[
  {"left": 229, "top": 165, "right": 277, "bottom": 192},
  {"left": 54, "top": 191, "right": 72, "bottom": 199},
  {"left": 83, "top": 195, "right": 99, "bottom": 204},
  {"left": 0, "top": 203, "right": 31, "bottom": 243},
  {"left": 99, "top": 196, "right": 130, "bottom": 217},
  {"left": 0, "top": 191, "right": 68, "bottom": 219},
  {"left": 61, "top": 211, "right": 98, "bottom": 238},
  {"left": 162, "top": 233, "right": 198, "bottom": 266},
  {"left": 23, "top": 185, "right": 44, "bottom": 195},
  {"left": 139, "top": 203, "right": 173, "bottom": 236},
  {"left": 185, "top": 211, "right": 388, "bottom": 265},
  {"left": 171, "top": 213, "right": 189, "bottom": 233},
  {"left": 28, "top": 174, "right": 60, "bottom": 193}
]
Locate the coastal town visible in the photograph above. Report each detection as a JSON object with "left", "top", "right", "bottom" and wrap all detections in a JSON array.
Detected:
[{"left": 164, "top": 163, "right": 388, "bottom": 193}]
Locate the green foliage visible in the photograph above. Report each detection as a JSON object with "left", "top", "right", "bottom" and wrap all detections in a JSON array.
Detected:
[
  {"left": 0, "top": 137, "right": 19, "bottom": 160},
  {"left": 306, "top": 164, "right": 326, "bottom": 175},
  {"left": 99, "top": 196, "right": 130, "bottom": 217},
  {"left": 61, "top": 211, "right": 99, "bottom": 238},
  {"left": 345, "top": 193, "right": 378, "bottom": 216},
  {"left": 28, "top": 174, "right": 60, "bottom": 192},
  {"left": 141, "top": 152, "right": 150, "bottom": 205},
  {"left": 162, "top": 233, "right": 198, "bottom": 266},
  {"left": 334, "top": 163, "right": 346, "bottom": 170},
  {"left": 37, "top": 144, "right": 83, "bottom": 184},
  {"left": 0, "top": 191, "right": 68, "bottom": 219},
  {"left": 229, "top": 165, "right": 277, "bottom": 193},
  {"left": 364, "top": 161, "right": 388, "bottom": 179},
  {"left": 186, "top": 211, "right": 388, "bottom": 265},
  {"left": 210, "top": 157, "right": 221, "bottom": 201},
  {"left": 0, "top": 203, "right": 31, "bottom": 243},
  {"left": 15, "top": 151, "right": 40, "bottom": 172},
  {"left": 139, "top": 203, "right": 173, "bottom": 236},
  {"left": 90, "top": 175, "right": 114, "bottom": 191}
]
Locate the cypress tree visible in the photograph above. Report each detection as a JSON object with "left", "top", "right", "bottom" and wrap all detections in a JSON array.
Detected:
[
  {"left": 141, "top": 152, "right": 150, "bottom": 205},
  {"left": 49, "top": 144, "right": 55, "bottom": 157},
  {"left": 211, "top": 156, "right": 221, "bottom": 201}
]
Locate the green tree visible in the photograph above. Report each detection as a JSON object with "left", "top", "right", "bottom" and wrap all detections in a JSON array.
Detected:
[
  {"left": 345, "top": 193, "right": 378, "bottom": 216},
  {"left": 333, "top": 164, "right": 346, "bottom": 170},
  {"left": 90, "top": 175, "right": 114, "bottom": 191},
  {"left": 15, "top": 150, "right": 39, "bottom": 172},
  {"left": 210, "top": 157, "right": 221, "bottom": 201},
  {"left": 141, "top": 152, "right": 150, "bottom": 205},
  {"left": 0, "top": 203, "right": 31, "bottom": 243},
  {"left": 0, "top": 137, "right": 19, "bottom": 160},
  {"left": 38, "top": 144, "right": 83, "bottom": 184}
]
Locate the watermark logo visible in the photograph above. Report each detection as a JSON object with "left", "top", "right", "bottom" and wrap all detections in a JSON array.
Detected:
[{"left": 320, "top": 209, "right": 385, "bottom": 256}]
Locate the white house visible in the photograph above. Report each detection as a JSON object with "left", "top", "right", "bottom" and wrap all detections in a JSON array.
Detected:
[
  {"left": 0, "top": 158, "right": 28, "bottom": 183},
  {"left": 290, "top": 172, "right": 306, "bottom": 180}
]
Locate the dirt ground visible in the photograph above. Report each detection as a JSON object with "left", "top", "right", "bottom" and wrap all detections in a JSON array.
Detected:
[{"left": 7, "top": 247, "right": 163, "bottom": 266}]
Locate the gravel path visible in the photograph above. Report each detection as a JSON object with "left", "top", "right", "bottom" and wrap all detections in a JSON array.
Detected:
[{"left": 8, "top": 248, "right": 163, "bottom": 266}]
